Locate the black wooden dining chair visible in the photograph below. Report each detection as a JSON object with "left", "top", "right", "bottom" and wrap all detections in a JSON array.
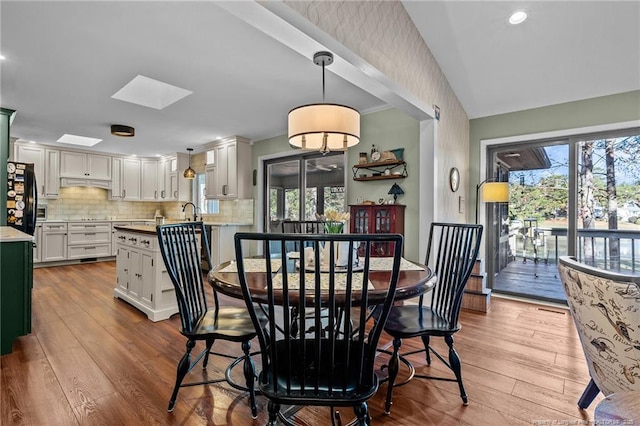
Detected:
[
  {"left": 380, "top": 222, "right": 482, "bottom": 414},
  {"left": 234, "top": 232, "right": 403, "bottom": 426},
  {"left": 280, "top": 220, "right": 326, "bottom": 234},
  {"left": 157, "top": 222, "right": 264, "bottom": 416}
]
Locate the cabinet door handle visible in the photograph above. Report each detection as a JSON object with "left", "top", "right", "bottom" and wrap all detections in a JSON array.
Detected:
[
  {"left": 85, "top": 246, "right": 96, "bottom": 250},
  {"left": 161, "top": 190, "right": 165, "bottom": 198},
  {"left": 154, "top": 190, "right": 158, "bottom": 199},
  {"left": 222, "top": 184, "right": 227, "bottom": 195},
  {"left": 174, "top": 190, "right": 178, "bottom": 198},
  {"left": 122, "top": 189, "right": 126, "bottom": 198}
]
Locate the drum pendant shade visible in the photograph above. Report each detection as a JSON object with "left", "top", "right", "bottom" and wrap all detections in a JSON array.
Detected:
[{"left": 288, "top": 52, "right": 360, "bottom": 152}]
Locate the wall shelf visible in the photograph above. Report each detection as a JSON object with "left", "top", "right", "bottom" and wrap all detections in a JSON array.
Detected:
[{"left": 352, "top": 160, "right": 407, "bottom": 181}]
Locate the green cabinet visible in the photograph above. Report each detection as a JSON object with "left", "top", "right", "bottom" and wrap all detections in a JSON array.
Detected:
[{"left": 1, "top": 239, "right": 33, "bottom": 355}]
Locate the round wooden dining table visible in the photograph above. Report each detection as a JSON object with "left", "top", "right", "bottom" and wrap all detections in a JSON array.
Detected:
[{"left": 209, "top": 258, "right": 436, "bottom": 305}]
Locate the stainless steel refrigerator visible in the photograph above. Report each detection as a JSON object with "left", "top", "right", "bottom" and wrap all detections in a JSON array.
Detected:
[{"left": 6, "top": 161, "right": 37, "bottom": 235}]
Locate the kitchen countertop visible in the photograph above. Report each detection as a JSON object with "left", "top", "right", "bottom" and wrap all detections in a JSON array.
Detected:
[
  {"left": 0, "top": 226, "right": 35, "bottom": 242},
  {"left": 114, "top": 222, "right": 252, "bottom": 235}
]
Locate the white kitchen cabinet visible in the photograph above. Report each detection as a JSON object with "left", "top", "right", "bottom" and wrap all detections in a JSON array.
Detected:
[
  {"left": 44, "top": 149, "right": 60, "bottom": 198},
  {"left": 116, "top": 244, "right": 130, "bottom": 294},
  {"left": 209, "top": 225, "right": 250, "bottom": 267},
  {"left": 123, "top": 157, "right": 142, "bottom": 200},
  {"left": 60, "top": 151, "right": 111, "bottom": 180},
  {"left": 14, "top": 143, "right": 45, "bottom": 197},
  {"left": 111, "top": 157, "right": 141, "bottom": 200},
  {"left": 14, "top": 143, "right": 60, "bottom": 199},
  {"left": 157, "top": 158, "right": 167, "bottom": 200},
  {"left": 41, "top": 222, "right": 67, "bottom": 262},
  {"left": 113, "top": 229, "right": 178, "bottom": 321},
  {"left": 141, "top": 160, "right": 159, "bottom": 201},
  {"left": 165, "top": 153, "right": 191, "bottom": 202},
  {"left": 111, "top": 221, "right": 130, "bottom": 255},
  {"left": 33, "top": 223, "right": 42, "bottom": 263},
  {"left": 66, "top": 221, "right": 111, "bottom": 259},
  {"left": 204, "top": 136, "right": 251, "bottom": 200}
]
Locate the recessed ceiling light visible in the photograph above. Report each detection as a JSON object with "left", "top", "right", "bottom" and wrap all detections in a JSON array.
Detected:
[
  {"left": 111, "top": 75, "right": 193, "bottom": 110},
  {"left": 509, "top": 10, "right": 528, "bottom": 25},
  {"left": 57, "top": 134, "right": 102, "bottom": 147},
  {"left": 0, "top": 54, "right": 6, "bottom": 60}
]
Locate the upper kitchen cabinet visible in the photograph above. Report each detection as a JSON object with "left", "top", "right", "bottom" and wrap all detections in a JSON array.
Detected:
[
  {"left": 204, "top": 136, "right": 251, "bottom": 200},
  {"left": 60, "top": 150, "right": 111, "bottom": 187},
  {"left": 111, "top": 157, "right": 141, "bottom": 201},
  {"left": 164, "top": 153, "right": 191, "bottom": 202},
  {"left": 141, "top": 159, "right": 159, "bottom": 201},
  {"left": 13, "top": 142, "right": 60, "bottom": 199}
]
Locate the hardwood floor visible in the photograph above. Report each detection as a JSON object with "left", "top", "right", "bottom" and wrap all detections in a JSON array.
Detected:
[{"left": 1, "top": 261, "right": 601, "bottom": 425}]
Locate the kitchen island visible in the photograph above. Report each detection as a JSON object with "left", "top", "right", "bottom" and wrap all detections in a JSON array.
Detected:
[
  {"left": 113, "top": 222, "right": 251, "bottom": 321},
  {"left": 113, "top": 225, "right": 178, "bottom": 321},
  {"left": 0, "top": 226, "right": 34, "bottom": 354}
]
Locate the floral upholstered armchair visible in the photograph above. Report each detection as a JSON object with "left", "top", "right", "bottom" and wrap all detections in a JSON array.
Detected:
[{"left": 558, "top": 256, "right": 640, "bottom": 409}]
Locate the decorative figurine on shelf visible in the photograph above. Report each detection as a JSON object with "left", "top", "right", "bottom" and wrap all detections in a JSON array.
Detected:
[
  {"left": 388, "top": 183, "right": 405, "bottom": 204},
  {"left": 359, "top": 152, "right": 368, "bottom": 164},
  {"left": 371, "top": 144, "right": 381, "bottom": 162}
]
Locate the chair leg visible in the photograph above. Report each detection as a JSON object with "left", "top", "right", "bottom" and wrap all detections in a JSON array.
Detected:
[
  {"left": 353, "top": 401, "right": 371, "bottom": 425},
  {"left": 577, "top": 379, "right": 600, "bottom": 409},
  {"left": 384, "top": 337, "right": 402, "bottom": 414},
  {"left": 202, "top": 338, "right": 215, "bottom": 368},
  {"left": 168, "top": 339, "right": 195, "bottom": 412},
  {"left": 267, "top": 400, "right": 280, "bottom": 426},
  {"left": 242, "top": 340, "right": 258, "bottom": 418},
  {"left": 445, "top": 335, "right": 468, "bottom": 405},
  {"left": 421, "top": 335, "right": 431, "bottom": 365}
]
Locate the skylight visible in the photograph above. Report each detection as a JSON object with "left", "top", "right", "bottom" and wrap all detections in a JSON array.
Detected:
[
  {"left": 57, "top": 134, "right": 102, "bottom": 147},
  {"left": 111, "top": 75, "right": 193, "bottom": 110}
]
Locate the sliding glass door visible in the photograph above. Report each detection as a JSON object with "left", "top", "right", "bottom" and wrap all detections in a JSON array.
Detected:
[
  {"left": 487, "top": 127, "right": 640, "bottom": 303},
  {"left": 264, "top": 152, "right": 346, "bottom": 233}
]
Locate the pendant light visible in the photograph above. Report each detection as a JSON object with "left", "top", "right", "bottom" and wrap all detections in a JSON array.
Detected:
[
  {"left": 183, "top": 148, "right": 195, "bottom": 179},
  {"left": 288, "top": 51, "right": 360, "bottom": 153}
]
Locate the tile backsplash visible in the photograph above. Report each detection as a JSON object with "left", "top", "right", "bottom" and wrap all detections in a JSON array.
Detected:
[{"left": 44, "top": 187, "right": 254, "bottom": 224}]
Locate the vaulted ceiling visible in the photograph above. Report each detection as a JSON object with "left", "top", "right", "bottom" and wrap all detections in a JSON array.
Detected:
[{"left": 2, "top": 1, "right": 638, "bottom": 157}]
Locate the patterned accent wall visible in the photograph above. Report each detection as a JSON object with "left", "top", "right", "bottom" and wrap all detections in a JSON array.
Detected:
[{"left": 284, "top": 0, "right": 470, "bottom": 221}]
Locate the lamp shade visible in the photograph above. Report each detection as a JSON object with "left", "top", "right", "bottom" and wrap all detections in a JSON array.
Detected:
[
  {"left": 481, "top": 182, "right": 509, "bottom": 203},
  {"left": 388, "top": 183, "right": 404, "bottom": 196},
  {"left": 288, "top": 103, "right": 360, "bottom": 151},
  {"left": 183, "top": 148, "right": 195, "bottom": 179}
]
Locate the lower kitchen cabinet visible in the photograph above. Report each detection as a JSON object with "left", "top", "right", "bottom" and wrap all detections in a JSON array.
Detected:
[
  {"left": 209, "top": 225, "right": 250, "bottom": 268},
  {"left": 67, "top": 221, "right": 111, "bottom": 259},
  {"left": 1, "top": 237, "right": 33, "bottom": 355},
  {"left": 113, "top": 229, "right": 177, "bottom": 321},
  {"left": 42, "top": 222, "right": 67, "bottom": 262},
  {"left": 33, "top": 223, "right": 42, "bottom": 263}
]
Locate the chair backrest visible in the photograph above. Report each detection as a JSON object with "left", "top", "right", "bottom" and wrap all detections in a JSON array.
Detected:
[
  {"left": 425, "top": 223, "right": 483, "bottom": 327},
  {"left": 558, "top": 256, "right": 640, "bottom": 396},
  {"left": 280, "top": 220, "right": 326, "bottom": 234},
  {"left": 234, "top": 232, "right": 403, "bottom": 403},
  {"left": 157, "top": 222, "right": 213, "bottom": 334}
]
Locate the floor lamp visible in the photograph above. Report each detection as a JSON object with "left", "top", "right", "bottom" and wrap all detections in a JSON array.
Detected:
[{"left": 475, "top": 179, "right": 509, "bottom": 224}]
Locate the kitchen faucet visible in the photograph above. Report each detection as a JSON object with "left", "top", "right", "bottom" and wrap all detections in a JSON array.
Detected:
[{"left": 182, "top": 202, "right": 199, "bottom": 222}]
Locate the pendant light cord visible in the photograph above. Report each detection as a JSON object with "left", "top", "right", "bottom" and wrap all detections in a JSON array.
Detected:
[{"left": 321, "top": 60, "right": 326, "bottom": 102}]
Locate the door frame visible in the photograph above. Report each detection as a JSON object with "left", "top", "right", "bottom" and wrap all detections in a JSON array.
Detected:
[{"left": 480, "top": 120, "right": 640, "bottom": 291}]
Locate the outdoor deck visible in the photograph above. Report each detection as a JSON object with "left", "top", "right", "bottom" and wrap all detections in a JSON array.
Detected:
[{"left": 492, "top": 259, "right": 566, "bottom": 303}]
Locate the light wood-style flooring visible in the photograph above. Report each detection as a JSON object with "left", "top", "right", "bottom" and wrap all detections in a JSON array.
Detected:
[{"left": 1, "top": 261, "right": 601, "bottom": 425}]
